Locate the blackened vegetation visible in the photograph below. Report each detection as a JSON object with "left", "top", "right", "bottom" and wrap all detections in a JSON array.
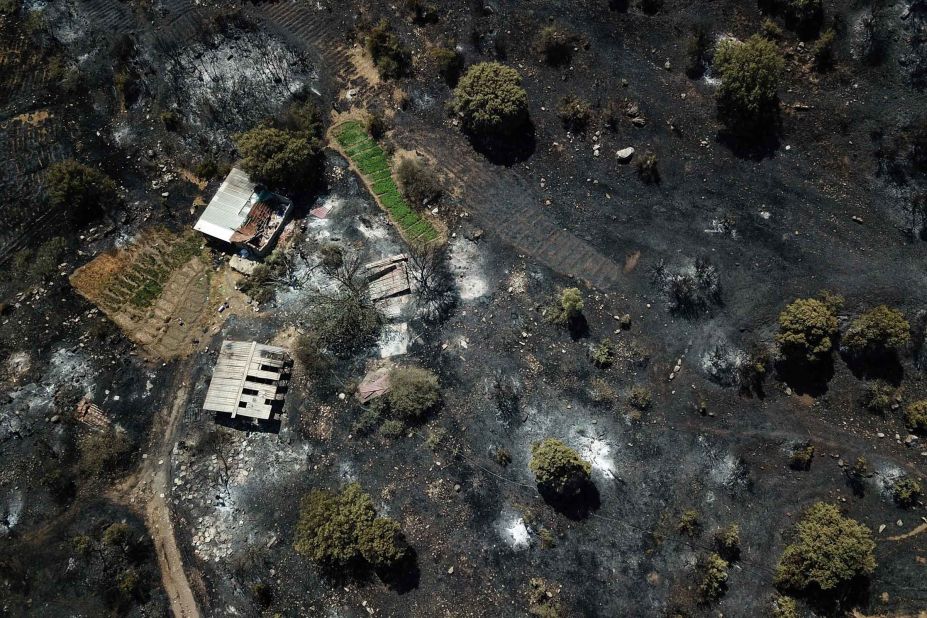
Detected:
[
  {"left": 364, "top": 20, "right": 412, "bottom": 80},
  {"left": 652, "top": 258, "right": 722, "bottom": 317},
  {"left": 407, "top": 243, "right": 456, "bottom": 322}
]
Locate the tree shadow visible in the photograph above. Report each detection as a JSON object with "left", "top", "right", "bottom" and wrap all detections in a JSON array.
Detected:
[
  {"left": 539, "top": 481, "right": 600, "bottom": 521},
  {"left": 775, "top": 357, "right": 834, "bottom": 397},
  {"left": 608, "top": 0, "right": 629, "bottom": 11},
  {"left": 842, "top": 352, "right": 904, "bottom": 385},
  {"left": 466, "top": 121, "right": 536, "bottom": 166},
  {"left": 716, "top": 126, "right": 781, "bottom": 161},
  {"left": 567, "top": 314, "right": 590, "bottom": 341},
  {"left": 375, "top": 549, "right": 420, "bottom": 594}
]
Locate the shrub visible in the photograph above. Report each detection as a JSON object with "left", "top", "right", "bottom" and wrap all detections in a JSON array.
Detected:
[
  {"left": 494, "top": 447, "right": 512, "bottom": 467},
  {"left": 762, "top": 18, "right": 785, "bottom": 40},
  {"left": 429, "top": 47, "right": 464, "bottom": 85},
  {"left": 550, "top": 287, "right": 584, "bottom": 325},
  {"left": 396, "top": 157, "right": 442, "bottom": 207},
  {"left": 556, "top": 95, "right": 591, "bottom": 133},
  {"left": 103, "top": 522, "right": 131, "bottom": 547},
  {"left": 194, "top": 158, "right": 219, "bottom": 180},
  {"left": 590, "top": 339, "right": 615, "bottom": 368},
  {"left": 699, "top": 553, "right": 729, "bottom": 602},
  {"left": 786, "top": 0, "right": 822, "bottom": 36},
  {"left": 365, "top": 20, "right": 411, "bottom": 79},
  {"left": 526, "top": 577, "right": 564, "bottom": 617},
  {"left": 292, "top": 333, "right": 332, "bottom": 383},
  {"left": 714, "top": 35, "right": 784, "bottom": 135},
  {"left": 304, "top": 293, "right": 381, "bottom": 358},
  {"left": 530, "top": 438, "right": 591, "bottom": 498},
  {"left": 451, "top": 62, "right": 529, "bottom": 136},
  {"left": 653, "top": 258, "right": 721, "bottom": 314},
  {"left": 29, "top": 237, "right": 67, "bottom": 282},
  {"left": 789, "top": 444, "right": 814, "bottom": 471},
  {"left": 685, "top": 22, "right": 712, "bottom": 78},
  {"left": 893, "top": 477, "right": 922, "bottom": 508},
  {"left": 842, "top": 305, "right": 910, "bottom": 359},
  {"left": 46, "top": 160, "right": 119, "bottom": 224},
  {"left": 283, "top": 98, "right": 324, "bottom": 138},
  {"left": 771, "top": 594, "right": 799, "bottom": 618},
  {"left": 905, "top": 400, "right": 927, "bottom": 433},
  {"left": 387, "top": 366, "right": 440, "bottom": 421},
  {"left": 714, "top": 524, "right": 741, "bottom": 561},
  {"left": 234, "top": 127, "right": 321, "bottom": 190},
  {"left": 812, "top": 28, "right": 836, "bottom": 69},
  {"left": 776, "top": 297, "right": 838, "bottom": 364},
  {"left": 628, "top": 385, "right": 652, "bottom": 410},
  {"left": 774, "top": 502, "right": 876, "bottom": 593},
  {"left": 535, "top": 25, "right": 573, "bottom": 66},
  {"left": 365, "top": 112, "right": 388, "bottom": 140},
  {"left": 862, "top": 381, "right": 895, "bottom": 414},
  {"left": 78, "top": 429, "right": 131, "bottom": 476},
  {"left": 677, "top": 509, "right": 700, "bottom": 537},
  {"left": 293, "top": 483, "right": 375, "bottom": 568},
  {"left": 358, "top": 517, "right": 410, "bottom": 569},
  {"left": 379, "top": 418, "right": 405, "bottom": 439},
  {"left": 404, "top": 0, "right": 437, "bottom": 24},
  {"left": 117, "top": 569, "right": 140, "bottom": 598},
  {"left": 847, "top": 456, "right": 870, "bottom": 496},
  {"left": 636, "top": 151, "right": 659, "bottom": 184}
]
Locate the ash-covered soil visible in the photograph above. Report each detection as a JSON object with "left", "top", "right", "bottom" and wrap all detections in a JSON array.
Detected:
[{"left": 2, "top": 0, "right": 927, "bottom": 616}]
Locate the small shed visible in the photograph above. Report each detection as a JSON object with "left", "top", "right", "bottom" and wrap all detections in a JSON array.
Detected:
[
  {"left": 202, "top": 340, "right": 290, "bottom": 420},
  {"left": 194, "top": 168, "right": 293, "bottom": 256}
]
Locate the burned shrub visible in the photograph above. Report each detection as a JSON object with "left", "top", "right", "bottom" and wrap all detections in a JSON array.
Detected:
[
  {"left": 812, "top": 28, "right": 836, "bottom": 70},
  {"left": 535, "top": 25, "right": 574, "bottom": 66},
  {"left": 636, "top": 151, "right": 659, "bottom": 184},
  {"left": 589, "top": 339, "right": 616, "bottom": 368},
  {"left": 677, "top": 509, "right": 701, "bottom": 537},
  {"left": 714, "top": 35, "right": 784, "bottom": 137},
  {"left": 404, "top": 0, "right": 438, "bottom": 24},
  {"left": 637, "top": 0, "right": 663, "bottom": 16},
  {"left": 556, "top": 95, "right": 591, "bottom": 133},
  {"left": 234, "top": 127, "right": 322, "bottom": 190},
  {"left": 160, "top": 110, "right": 182, "bottom": 132},
  {"left": 842, "top": 305, "right": 909, "bottom": 361},
  {"left": 291, "top": 333, "right": 332, "bottom": 384},
  {"left": 379, "top": 419, "right": 404, "bottom": 440},
  {"left": 628, "top": 385, "right": 652, "bottom": 410},
  {"left": 789, "top": 443, "right": 814, "bottom": 471},
  {"left": 303, "top": 293, "right": 382, "bottom": 358},
  {"left": 653, "top": 258, "right": 721, "bottom": 315},
  {"left": 451, "top": 62, "right": 529, "bottom": 136},
  {"left": 386, "top": 366, "right": 440, "bottom": 422},
  {"left": 785, "top": 0, "right": 823, "bottom": 38},
  {"left": 364, "top": 20, "right": 411, "bottom": 79},
  {"left": 364, "top": 111, "right": 388, "bottom": 140},
  {"left": 525, "top": 577, "right": 564, "bottom": 617},
  {"left": 78, "top": 429, "right": 131, "bottom": 477},
  {"left": 429, "top": 46, "right": 464, "bottom": 85},
  {"left": 774, "top": 502, "right": 875, "bottom": 595},
  {"left": 776, "top": 296, "right": 839, "bottom": 365},
  {"left": 738, "top": 345, "right": 770, "bottom": 396},
  {"left": 407, "top": 243, "right": 456, "bottom": 322},
  {"left": 846, "top": 456, "right": 870, "bottom": 497},
  {"left": 905, "top": 400, "right": 927, "bottom": 433},
  {"left": 282, "top": 98, "right": 325, "bottom": 138},
  {"left": 861, "top": 381, "right": 895, "bottom": 414},
  {"left": 396, "top": 157, "right": 442, "bottom": 208},
  {"left": 530, "top": 438, "right": 592, "bottom": 500},
  {"left": 714, "top": 524, "right": 741, "bottom": 561},
  {"left": 294, "top": 483, "right": 409, "bottom": 573},
  {"left": 46, "top": 160, "right": 119, "bottom": 224},
  {"left": 699, "top": 553, "right": 729, "bottom": 602},
  {"left": 702, "top": 342, "right": 743, "bottom": 387},
  {"left": 892, "top": 477, "right": 922, "bottom": 508}
]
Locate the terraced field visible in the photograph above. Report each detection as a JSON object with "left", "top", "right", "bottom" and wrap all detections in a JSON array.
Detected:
[
  {"left": 333, "top": 120, "right": 442, "bottom": 245},
  {"left": 70, "top": 228, "right": 221, "bottom": 360}
]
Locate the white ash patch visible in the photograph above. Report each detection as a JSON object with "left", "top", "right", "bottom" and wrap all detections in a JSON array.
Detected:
[
  {"left": 494, "top": 512, "right": 531, "bottom": 550},
  {"left": 449, "top": 237, "right": 488, "bottom": 301},
  {"left": 574, "top": 431, "right": 617, "bottom": 480},
  {"left": 876, "top": 463, "right": 906, "bottom": 497},
  {"left": 700, "top": 340, "right": 744, "bottom": 387},
  {"left": 47, "top": 347, "right": 96, "bottom": 397},
  {"left": 5, "top": 351, "right": 30, "bottom": 381},
  {"left": 172, "top": 429, "right": 309, "bottom": 563},
  {"left": 0, "top": 490, "right": 24, "bottom": 537}
]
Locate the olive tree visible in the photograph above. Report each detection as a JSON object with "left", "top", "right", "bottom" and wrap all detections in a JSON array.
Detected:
[
  {"left": 776, "top": 297, "right": 838, "bottom": 364},
  {"left": 715, "top": 35, "right": 784, "bottom": 136},
  {"left": 234, "top": 127, "right": 322, "bottom": 190},
  {"left": 529, "top": 438, "right": 591, "bottom": 499},
  {"left": 842, "top": 305, "right": 910, "bottom": 359},
  {"left": 450, "top": 62, "right": 529, "bottom": 136}
]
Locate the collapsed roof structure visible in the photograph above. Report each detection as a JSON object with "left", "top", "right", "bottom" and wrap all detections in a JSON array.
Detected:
[
  {"left": 194, "top": 167, "right": 293, "bottom": 256},
  {"left": 202, "top": 340, "right": 290, "bottom": 421}
]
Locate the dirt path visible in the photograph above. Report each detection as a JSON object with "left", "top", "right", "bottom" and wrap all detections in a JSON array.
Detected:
[{"left": 111, "top": 363, "right": 200, "bottom": 618}]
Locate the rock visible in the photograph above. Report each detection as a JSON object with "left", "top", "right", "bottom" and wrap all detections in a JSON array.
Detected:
[
  {"left": 877, "top": 432, "right": 885, "bottom": 438},
  {"left": 50, "top": 415, "right": 60, "bottom": 423},
  {"left": 664, "top": 61, "right": 671, "bottom": 70},
  {"left": 616, "top": 147, "right": 635, "bottom": 162},
  {"left": 631, "top": 116, "right": 647, "bottom": 127},
  {"left": 454, "top": 484, "right": 461, "bottom": 492},
  {"left": 161, "top": 192, "right": 169, "bottom": 198},
  {"left": 447, "top": 566, "right": 454, "bottom": 574}
]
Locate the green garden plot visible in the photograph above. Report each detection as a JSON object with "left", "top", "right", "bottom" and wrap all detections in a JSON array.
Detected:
[{"left": 335, "top": 121, "right": 440, "bottom": 244}]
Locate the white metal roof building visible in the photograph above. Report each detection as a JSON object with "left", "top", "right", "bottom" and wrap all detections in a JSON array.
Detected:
[
  {"left": 194, "top": 168, "right": 293, "bottom": 255},
  {"left": 202, "top": 340, "right": 290, "bottom": 420},
  {"left": 194, "top": 167, "right": 258, "bottom": 242}
]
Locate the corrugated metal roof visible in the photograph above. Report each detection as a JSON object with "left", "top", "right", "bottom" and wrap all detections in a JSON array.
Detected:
[
  {"left": 194, "top": 168, "right": 257, "bottom": 241},
  {"left": 202, "top": 340, "right": 289, "bottom": 420}
]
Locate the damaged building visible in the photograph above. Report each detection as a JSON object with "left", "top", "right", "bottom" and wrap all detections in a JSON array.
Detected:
[
  {"left": 202, "top": 340, "right": 290, "bottom": 422},
  {"left": 194, "top": 167, "right": 293, "bottom": 256}
]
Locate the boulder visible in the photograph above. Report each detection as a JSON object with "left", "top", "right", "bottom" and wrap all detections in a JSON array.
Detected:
[{"left": 616, "top": 147, "right": 635, "bottom": 163}]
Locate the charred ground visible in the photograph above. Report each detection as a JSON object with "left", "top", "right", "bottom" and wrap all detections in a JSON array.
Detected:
[{"left": 1, "top": 0, "right": 926, "bottom": 616}]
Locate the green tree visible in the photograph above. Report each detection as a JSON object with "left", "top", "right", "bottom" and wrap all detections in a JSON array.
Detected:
[
  {"left": 530, "top": 438, "right": 591, "bottom": 498},
  {"left": 775, "top": 502, "right": 876, "bottom": 593},
  {"left": 234, "top": 127, "right": 321, "bottom": 190},
  {"left": 699, "top": 553, "right": 729, "bottom": 602},
  {"left": 715, "top": 35, "right": 784, "bottom": 135},
  {"left": 386, "top": 366, "right": 440, "bottom": 421},
  {"left": 842, "top": 305, "right": 910, "bottom": 359},
  {"left": 776, "top": 297, "right": 838, "bottom": 364},
  {"left": 906, "top": 400, "right": 927, "bottom": 433},
  {"left": 451, "top": 62, "right": 529, "bottom": 136},
  {"left": 45, "top": 160, "right": 119, "bottom": 223},
  {"left": 358, "top": 517, "right": 410, "bottom": 569},
  {"left": 294, "top": 484, "right": 375, "bottom": 568}
]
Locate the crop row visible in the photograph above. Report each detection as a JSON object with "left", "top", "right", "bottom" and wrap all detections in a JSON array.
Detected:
[{"left": 335, "top": 121, "right": 439, "bottom": 243}]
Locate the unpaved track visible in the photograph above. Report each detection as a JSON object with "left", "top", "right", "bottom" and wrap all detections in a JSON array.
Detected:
[{"left": 111, "top": 362, "right": 200, "bottom": 618}]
